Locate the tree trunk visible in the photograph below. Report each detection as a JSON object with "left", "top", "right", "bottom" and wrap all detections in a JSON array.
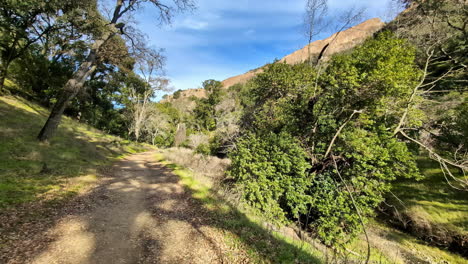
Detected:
[
  {"left": 0, "top": 60, "right": 12, "bottom": 94},
  {"left": 0, "top": 71, "right": 7, "bottom": 94},
  {"left": 37, "top": 46, "right": 100, "bottom": 142},
  {"left": 135, "top": 127, "right": 140, "bottom": 142}
]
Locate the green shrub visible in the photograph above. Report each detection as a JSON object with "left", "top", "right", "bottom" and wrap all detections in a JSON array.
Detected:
[
  {"left": 173, "top": 89, "right": 182, "bottom": 99},
  {"left": 228, "top": 132, "right": 312, "bottom": 221},
  {"left": 230, "top": 32, "right": 423, "bottom": 247},
  {"left": 195, "top": 143, "right": 211, "bottom": 155}
]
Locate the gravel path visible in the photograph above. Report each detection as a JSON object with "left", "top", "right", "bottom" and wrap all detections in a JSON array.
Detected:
[{"left": 28, "top": 151, "right": 225, "bottom": 264}]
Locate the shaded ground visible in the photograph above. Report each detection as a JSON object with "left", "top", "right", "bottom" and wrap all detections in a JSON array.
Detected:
[{"left": 3, "top": 152, "right": 227, "bottom": 264}]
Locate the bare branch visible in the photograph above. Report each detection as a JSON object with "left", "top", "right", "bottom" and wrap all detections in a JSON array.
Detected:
[
  {"left": 304, "top": 0, "right": 329, "bottom": 63},
  {"left": 324, "top": 110, "right": 363, "bottom": 158},
  {"left": 332, "top": 156, "right": 371, "bottom": 264},
  {"left": 397, "top": 130, "right": 468, "bottom": 190},
  {"left": 393, "top": 48, "right": 433, "bottom": 135},
  {"left": 420, "top": 67, "right": 454, "bottom": 89}
]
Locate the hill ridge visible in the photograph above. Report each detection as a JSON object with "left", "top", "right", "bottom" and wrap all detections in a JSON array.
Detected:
[{"left": 166, "top": 18, "right": 385, "bottom": 101}]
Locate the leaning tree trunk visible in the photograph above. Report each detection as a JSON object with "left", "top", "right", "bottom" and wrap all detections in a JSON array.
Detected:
[
  {"left": 37, "top": 0, "right": 125, "bottom": 141},
  {"left": 0, "top": 70, "right": 7, "bottom": 95},
  {"left": 0, "top": 60, "right": 12, "bottom": 94},
  {"left": 37, "top": 41, "right": 104, "bottom": 142}
]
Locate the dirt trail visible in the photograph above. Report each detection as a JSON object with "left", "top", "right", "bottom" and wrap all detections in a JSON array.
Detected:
[{"left": 30, "top": 151, "right": 225, "bottom": 264}]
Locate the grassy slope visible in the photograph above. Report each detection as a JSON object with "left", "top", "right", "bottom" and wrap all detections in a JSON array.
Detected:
[
  {"left": 348, "top": 153, "right": 467, "bottom": 263},
  {"left": 390, "top": 157, "right": 467, "bottom": 235},
  {"left": 0, "top": 96, "right": 149, "bottom": 208}
]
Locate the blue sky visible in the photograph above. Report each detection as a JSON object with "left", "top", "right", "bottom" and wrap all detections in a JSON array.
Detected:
[{"left": 135, "top": 0, "right": 400, "bottom": 96}]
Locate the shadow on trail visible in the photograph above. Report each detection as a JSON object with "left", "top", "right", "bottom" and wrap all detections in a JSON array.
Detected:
[
  {"left": 145, "top": 162, "right": 323, "bottom": 264},
  {"left": 3, "top": 153, "right": 322, "bottom": 263}
]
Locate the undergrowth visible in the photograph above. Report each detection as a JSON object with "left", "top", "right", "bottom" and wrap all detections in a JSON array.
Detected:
[{"left": 157, "top": 149, "right": 468, "bottom": 263}]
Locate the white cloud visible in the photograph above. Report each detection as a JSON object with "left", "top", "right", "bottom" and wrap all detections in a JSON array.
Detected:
[{"left": 176, "top": 18, "right": 209, "bottom": 30}]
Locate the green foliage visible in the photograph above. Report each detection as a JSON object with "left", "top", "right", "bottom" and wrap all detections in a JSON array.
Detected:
[
  {"left": 156, "top": 154, "right": 323, "bottom": 263},
  {"left": 229, "top": 132, "right": 312, "bottom": 221},
  {"left": 307, "top": 129, "right": 420, "bottom": 245},
  {"left": 193, "top": 79, "right": 225, "bottom": 131},
  {"left": 195, "top": 143, "right": 211, "bottom": 155},
  {"left": 173, "top": 89, "right": 182, "bottom": 99},
  {"left": 388, "top": 0, "right": 467, "bottom": 92},
  {"left": 143, "top": 102, "right": 182, "bottom": 147},
  {"left": 230, "top": 32, "right": 424, "bottom": 247},
  {"left": 193, "top": 98, "right": 216, "bottom": 131},
  {"left": 390, "top": 155, "right": 468, "bottom": 238},
  {"left": 437, "top": 95, "right": 468, "bottom": 152},
  {"left": 244, "top": 62, "right": 317, "bottom": 134}
]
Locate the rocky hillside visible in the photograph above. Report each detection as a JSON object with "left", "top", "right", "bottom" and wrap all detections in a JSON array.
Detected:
[{"left": 165, "top": 18, "right": 385, "bottom": 101}]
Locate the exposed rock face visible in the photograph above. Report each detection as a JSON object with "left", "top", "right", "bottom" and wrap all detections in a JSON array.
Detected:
[
  {"left": 221, "top": 18, "right": 384, "bottom": 88},
  {"left": 166, "top": 18, "right": 385, "bottom": 101},
  {"left": 279, "top": 18, "right": 385, "bottom": 65},
  {"left": 221, "top": 67, "right": 264, "bottom": 89}
]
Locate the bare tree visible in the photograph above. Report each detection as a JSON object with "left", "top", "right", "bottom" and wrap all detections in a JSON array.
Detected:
[
  {"left": 37, "top": 0, "right": 195, "bottom": 142},
  {"left": 188, "top": 133, "right": 209, "bottom": 149},
  {"left": 143, "top": 108, "right": 170, "bottom": 145},
  {"left": 303, "top": 0, "right": 328, "bottom": 64},
  {"left": 174, "top": 123, "right": 187, "bottom": 147},
  {"left": 213, "top": 89, "right": 242, "bottom": 152},
  {"left": 128, "top": 52, "right": 169, "bottom": 142},
  {"left": 128, "top": 86, "right": 152, "bottom": 142}
]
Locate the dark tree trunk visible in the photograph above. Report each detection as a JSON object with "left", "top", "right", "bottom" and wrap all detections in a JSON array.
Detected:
[
  {"left": 0, "top": 72, "right": 6, "bottom": 94},
  {"left": 37, "top": 88, "right": 78, "bottom": 141},
  {"left": 37, "top": 47, "right": 100, "bottom": 142},
  {"left": 0, "top": 60, "right": 12, "bottom": 94}
]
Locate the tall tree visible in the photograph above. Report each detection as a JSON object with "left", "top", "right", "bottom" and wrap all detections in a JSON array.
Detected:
[
  {"left": 193, "top": 79, "right": 224, "bottom": 131},
  {"left": 37, "top": 0, "right": 195, "bottom": 142},
  {"left": 388, "top": 0, "right": 468, "bottom": 189},
  {"left": 0, "top": 0, "right": 88, "bottom": 93}
]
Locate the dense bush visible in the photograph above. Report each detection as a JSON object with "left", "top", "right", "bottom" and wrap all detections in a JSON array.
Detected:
[
  {"left": 229, "top": 32, "right": 423, "bottom": 247},
  {"left": 193, "top": 79, "right": 225, "bottom": 131},
  {"left": 229, "top": 132, "right": 312, "bottom": 221},
  {"left": 195, "top": 143, "right": 212, "bottom": 155},
  {"left": 436, "top": 95, "right": 468, "bottom": 154}
]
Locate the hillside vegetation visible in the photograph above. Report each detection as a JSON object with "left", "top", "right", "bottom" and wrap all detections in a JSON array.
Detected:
[
  {"left": 384, "top": 156, "right": 468, "bottom": 255},
  {"left": 0, "top": 95, "right": 148, "bottom": 208},
  {"left": 156, "top": 0, "right": 467, "bottom": 260},
  {"left": 158, "top": 147, "right": 468, "bottom": 263},
  {"left": 0, "top": 0, "right": 466, "bottom": 262}
]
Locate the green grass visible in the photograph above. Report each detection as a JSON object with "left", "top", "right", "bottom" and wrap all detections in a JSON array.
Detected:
[
  {"left": 368, "top": 221, "right": 467, "bottom": 264},
  {"left": 0, "top": 96, "right": 150, "bottom": 208},
  {"left": 390, "top": 156, "right": 468, "bottom": 235},
  {"left": 154, "top": 153, "right": 324, "bottom": 264}
]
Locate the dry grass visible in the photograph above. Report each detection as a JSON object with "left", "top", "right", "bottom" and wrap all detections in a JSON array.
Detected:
[
  {"left": 187, "top": 133, "right": 209, "bottom": 149},
  {"left": 159, "top": 147, "right": 230, "bottom": 188}
]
